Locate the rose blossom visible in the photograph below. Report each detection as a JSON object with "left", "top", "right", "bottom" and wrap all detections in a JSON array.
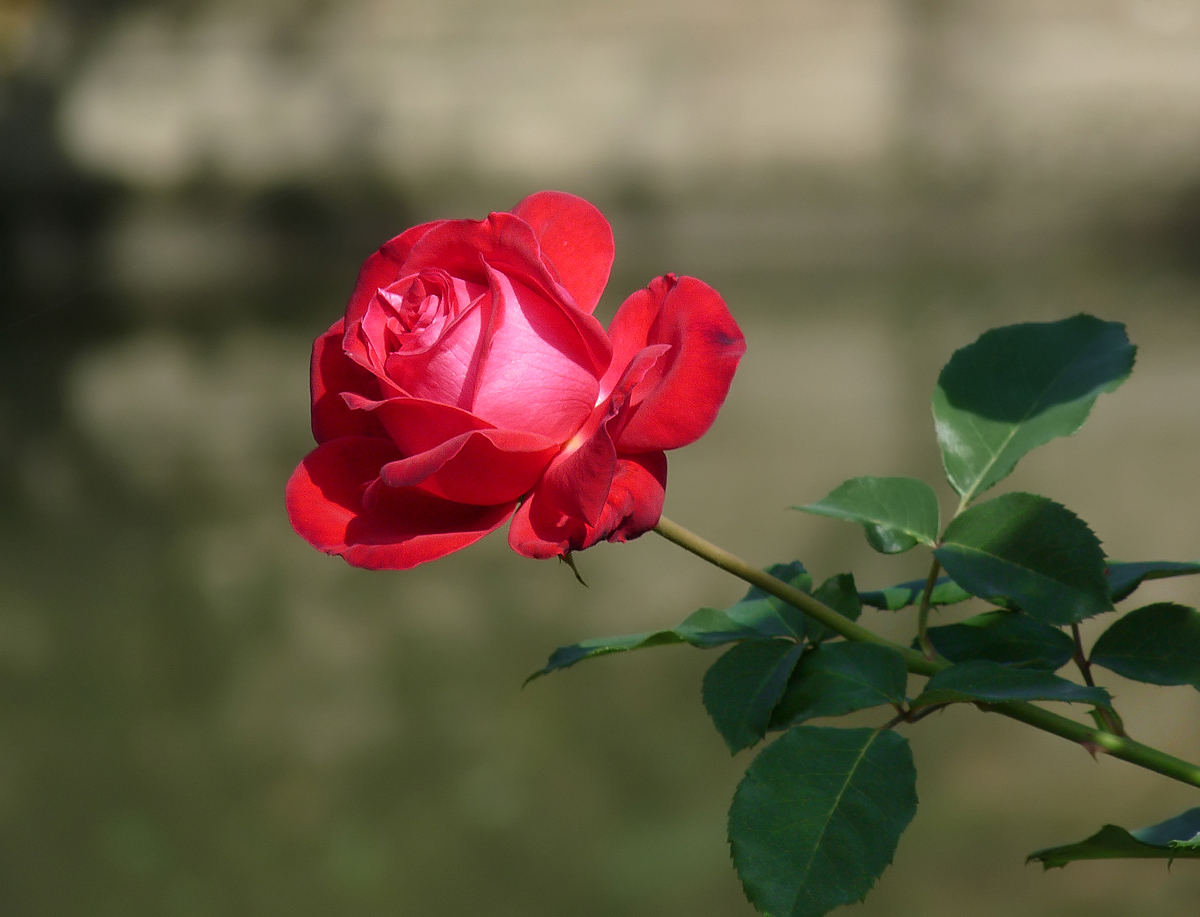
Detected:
[{"left": 286, "top": 191, "right": 745, "bottom": 569}]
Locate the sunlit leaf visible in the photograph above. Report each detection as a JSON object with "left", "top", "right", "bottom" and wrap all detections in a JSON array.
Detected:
[
  {"left": 859, "top": 576, "right": 972, "bottom": 611},
  {"left": 704, "top": 640, "right": 803, "bottom": 754},
  {"left": 729, "top": 726, "right": 917, "bottom": 917},
  {"left": 770, "top": 643, "right": 908, "bottom": 729},
  {"left": 911, "top": 659, "right": 1110, "bottom": 710},
  {"left": 933, "top": 315, "right": 1135, "bottom": 504},
  {"left": 798, "top": 476, "right": 940, "bottom": 554},
  {"left": 923, "top": 611, "right": 1075, "bottom": 670},
  {"left": 1029, "top": 808, "right": 1200, "bottom": 867},
  {"left": 934, "top": 492, "right": 1112, "bottom": 626},
  {"left": 1105, "top": 561, "right": 1200, "bottom": 602},
  {"left": 1090, "top": 603, "right": 1200, "bottom": 689}
]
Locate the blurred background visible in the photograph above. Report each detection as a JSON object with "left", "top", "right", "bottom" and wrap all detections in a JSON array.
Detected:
[{"left": 2, "top": 0, "right": 1200, "bottom": 914}]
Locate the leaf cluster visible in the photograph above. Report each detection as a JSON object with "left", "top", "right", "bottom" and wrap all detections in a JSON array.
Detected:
[{"left": 531, "top": 315, "right": 1200, "bottom": 916}]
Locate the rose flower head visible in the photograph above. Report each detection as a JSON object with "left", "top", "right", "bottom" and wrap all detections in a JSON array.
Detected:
[{"left": 286, "top": 191, "right": 745, "bottom": 569}]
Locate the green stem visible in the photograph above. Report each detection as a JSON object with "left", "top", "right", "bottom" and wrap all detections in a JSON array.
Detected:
[
  {"left": 653, "top": 514, "right": 1200, "bottom": 790},
  {"left": 915, "top": 558, "right": 941, "bottom": 660},
  {"left": 652, "top": 515, "right": 938, "bottom": 676}
]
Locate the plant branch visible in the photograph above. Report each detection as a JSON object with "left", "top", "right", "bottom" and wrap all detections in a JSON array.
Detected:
[
  {"left": 652, "top": 515, "right": 938, "bottom": 676},
  {"left": 1071, "top": 623, "right": 1126, "bottom": 736},
  {"left": 653, "top": 514, "right": 1200, "bottom": 790},
  {"left": 916, "top": 558, "right": 942, "bottom": 660}
]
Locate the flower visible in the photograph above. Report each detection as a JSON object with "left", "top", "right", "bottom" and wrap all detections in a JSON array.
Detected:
[{"left": 286, "top": 191, "right": 744, "bottom": 569}]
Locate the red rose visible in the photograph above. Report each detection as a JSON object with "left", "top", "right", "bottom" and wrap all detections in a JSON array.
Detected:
[{"left": 286, "top": 191, "right": 745, "bottom": 569}]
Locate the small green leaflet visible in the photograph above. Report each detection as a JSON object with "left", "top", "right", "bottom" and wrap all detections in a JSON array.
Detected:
[
  {"left": 932, "top": 314, "right": 1135, "bottom": 504},
  {"left": 805, "top": 573, "right": 863, "bottom": 644},
  {"left": 797, "top": 476, "right": 940, "bottom": 554},
  {"left": 934, "top": 492, "right": 1112, "bottom": 626},
  {"left": 859, "top": 576, "right": 972, "bottom": 611},
  {"left": 911, "top": 660, "right": 1111, "bottom": 710},
  {"left": 526, "top": 562, "right": 811, "bottom": 681},
  {"left": 1106, "top": 561, "right": 1200, "bottom": 602},
  {"left": 770, "top": 643, "right": 908, "bottom": 729},
  {"left": 1171, "top": 832, "right": 1200, "bottom": 851},
  {"left": 1029, "top": 808, "right": 1200, "bottom": 867},
  {"left": 1090, "top": 603, "right": 1200, "bottom": 689},
  {"left": 704, "top": 640, "right": 803, "bottom": 754},
  {"left": 729, "top": 726, "right": 918, "bottom": 917},
  {"left": 923, "top": 611, "right": 1075, "bottom": 670}
]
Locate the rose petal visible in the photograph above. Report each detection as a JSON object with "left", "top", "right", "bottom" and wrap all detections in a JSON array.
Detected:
[
  {"left": 507, "top": 452, "right": 668, "bottom": 559},
  {"left": 528, "top": 342, "right": 669, "bottom": 525},
  {"left": 378, "top": 427, "right": 559, "bottom": 505},
  {"left": 286, "top": 436, "right": 515, "bottom": 570},
  {"left": 404, "top": 213, "right": 614, "bottom": 376},
  {"left": 311, "top": 319, "right": 387, "bottom": 443},
  {"left": 594, "top": 452, "right": 668, "bottom": 543},
  {"left": 343, "top": 221, "right": 444, "bottom": 369},
  {"left": 467, "top": 265, "right": 602, "bottom": 441},
  {"left": 608, "top": 274, "right": 746, "bottom": 452},
  {"left": 510, "top": 191, "right": 615, "bottom": 313}
]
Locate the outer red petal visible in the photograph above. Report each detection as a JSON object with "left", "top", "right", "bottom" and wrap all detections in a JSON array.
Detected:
[
  {"left": 286, "top": 436, "right": 515, "bottom": 570},
  {"left": 609, "top": 275, "right": 746, "bottom": 452},
  {"left": 311, "top": 319, "right": 386, "bottom": 443},
  {"left": 378, "top": 427, "right": 559, "bottom": 505},
  {"left": 510, "top": 190, "right": 614, "bottom": 314},
  {"left": 507, "top": 452, "right": 668, "bottom": 559},
  {"left": 595, "top": 452, "right": 668, "bottom": 544}
]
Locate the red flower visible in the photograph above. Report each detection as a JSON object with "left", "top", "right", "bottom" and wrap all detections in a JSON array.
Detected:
[{"left": 286, "top": 191, "right": 745, "bottom": 569}]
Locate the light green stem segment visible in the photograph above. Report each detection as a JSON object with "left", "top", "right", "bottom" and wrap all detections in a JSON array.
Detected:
[{"left": 652, "top": 514, "right": 1200, "bottom": 791}]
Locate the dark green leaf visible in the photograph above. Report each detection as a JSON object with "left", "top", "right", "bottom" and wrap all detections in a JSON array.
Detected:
[
  {"left": 527, "top": 563, "right": 811, "bottom": 681},
  {"left": 806, "top": 573, "right": 863, "bottom": 644},
  {"left": 1029, "top": 808, "right": 1200, "bottom": 867},
  {"left": 911, "top": 659, "right": 1110, "bottom": 710},
  {"left": 933, "top": 315, "right": 1135, "bottom": 503},
  {"left": 720, "top": 561, "right": 812, "bottom": 642},
  {"left": 770, "top": 643, "right": 908, "bottom": 729},
  {"left": 859, "top": 576, "right": 972, "bottom": 611},
  {"left": 1106, "top": 561, "right": 1200, "bottom": 602},
  {"left": 729, "top": 726, "right": 918, "bottom": 917},
  {"left": 924, "top": 611, "right": 1075, "bottom": 670},
  {"left": 704, "top": 641, "right": 804, "bottom": 754},
  {"left": 934, "top": 492, "right": 1112, "bottom": 626},
  {"left": 797, "top": 476, "right": 941, "bottom": 554},
  {"left": 1090, "top": 602, "right": 1200, "bottom": 689}
]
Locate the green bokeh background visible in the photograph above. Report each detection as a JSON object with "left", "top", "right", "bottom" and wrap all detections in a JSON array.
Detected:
[{"left": 2, "top": 1, "right": 1200, "bottom": 914}]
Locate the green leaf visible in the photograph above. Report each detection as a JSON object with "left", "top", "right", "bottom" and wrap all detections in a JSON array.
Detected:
[
  {"left": 911, "top": 659, "right": 1111, "bottom": 710},
  {"left": 770, "top": 643, "right": 908, "bottom": 729},
  {"left": 704, "top": 641, "right": 804, "bottom": 754},
  {"left": 1106, "top": 561, "right": 1200, "bottom": 602},
  {"left": 527, "top": 562, "right": 812, "bottom": 681},
  {"left": 729, "top": 726, "right": 918, "bottom": 917},
  {"left": 797, "top": 476, "right": 941, "bottom": 554},
  {"left": 933, "top": 314, "right": 1135, "bottom": 503},
  {"left": 933, "top": 492, "right": 1112, "bottom": 626},
  {"left": 1029, "top": 808, "right": 1200, "bottom": 867},
  {"left": 1171, "top": 831, "right": 1200, "bottom": 850},
  {"left": 805, "top": 573, "right": 863, "bottom": 644},
  {"left": 924, "top": 611, "right": 1075, "bottom": 670},
  {"left": 721, "top": 561, "right": 812, "bottom": 642},
  {"left": 859, "top": 576, "right": 972, "bottom": 611},
  {"left": 1090, "top": 603, "right": 1200, "bottom": 689}
]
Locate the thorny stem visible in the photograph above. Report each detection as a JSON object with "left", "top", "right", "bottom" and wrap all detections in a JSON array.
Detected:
[
  {"left": 653, "top": 514, "right": 1200, "bottom": 790},
  {"left": 916, "top": 558, "right": 942, "bottom": 660}
]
